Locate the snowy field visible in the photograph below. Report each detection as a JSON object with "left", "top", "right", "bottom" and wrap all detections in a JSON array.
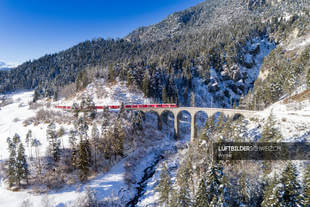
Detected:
[{"left": 0, "top": 83, "right": 183, "bottom": 207}]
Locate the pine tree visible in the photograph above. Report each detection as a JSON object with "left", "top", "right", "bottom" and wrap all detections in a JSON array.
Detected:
[
  {"left": 169, "top": 188, "right": 179, "bottom": 207},
  {"left": 261, "top": 175, "right": 281, "bottom": 207},
  {"left": 111, "top": 121, "right": 124, "bottom": 160},
  {"left": 16, "top": 143, "right": 29, "bottom": 186},
  {"left": 77, "top": 138, "right": 92, "bottom": 181},
  {"left": 194, "top": 178, "right": 208, "bottom": 207},
  {"left": 7, "top": 137, "right": 17, "bottom": 187},
  {"left": 13, "top": 133, "right": 21, "bottom": 145},
  {"left": 133, "top": 111, "right": 144, "bottom": 133},
  {"left": 175, "top": 160, "right": 192, "bottom": 207},
  {"left": 261, "top": 111, "right": 282, "bottom": 142},
  {"left": 46, "top": 122, "right": 60, "bottom": 162},
  {"left": 280, "top": 162, "right": 302, "bottom": 207},
  {"left": 91, "top": 123, "right": 99, "bottom": 172},
  {"left": 142, "top": 71, "right": 150, "bottom": 97},
  {"left": 205, "top": 161, "right": 224, "bottom": 205},
  {"left": 303, "top": 165, "right": 310, "bottom": 206},
  {"left": 156, "top": 163, "right": 172, "bottom": 206},
  {"left": 239, "top": 173, "right": 250, "bottom": 205}
]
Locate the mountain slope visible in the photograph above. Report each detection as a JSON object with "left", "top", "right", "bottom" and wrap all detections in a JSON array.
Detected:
[{"left": 0, "top": 0, "right": 309, "bottom": 109}]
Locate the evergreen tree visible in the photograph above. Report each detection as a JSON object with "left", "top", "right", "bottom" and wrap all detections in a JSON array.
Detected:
[
  {"left": 133, "top": 111, "right": 144, "bottom": 133},
  {"left": 303, "top": 165, "right": 310, "bottom": 206},
  {"left": 111, "top": 121, "right": 124, "bottom": 159},
  {"left": 169, "top": 188, "right": 179, "bottom": 207},
  {"left": 175, "top": 160, "right": 192, "bottom": 207},
  {"left": 13, "top": 133, "right": 21, "bottom": 145},
  {"left": 205, "top": 161, "right": 224, "bottom": 205},
  {"left": 261, "top": 111, "right": 282, "bottom": 142},
  {"left": 194, "top": 178, "right": 208, "bottom": 207},
  {"left": 7, "top": 137, "right": 16, "bottom": 187},
  {"left": 16, "top": 143, "right": 29, "bottom": 186},
  {"left": 261, "top": 175, "right": 281, "bottom": 207},
  {"left": 46, "top": 122, "right": 60, "bottom": 162},
  {"left": 280, "top": 162, "right": 302, "bottom": 207},
  {"left": 142, "top": 71, "right": 150, "bottom": 97},
  {"left": 156, "top": 163, "right": 172, "bottom": 206},
  {"left": 77, "top": 138, "right": 92, "bottom": 181},
  {"left": 239, "top": 173, "right": 250, "bottom": 205}
]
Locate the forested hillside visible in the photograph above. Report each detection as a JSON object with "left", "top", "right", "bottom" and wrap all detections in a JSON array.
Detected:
[{"left": 0, "top": 0, "right": 309, "bottom": 107}]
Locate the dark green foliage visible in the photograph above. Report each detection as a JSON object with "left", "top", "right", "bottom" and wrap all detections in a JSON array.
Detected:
[
  {"left": 133, "top": 111, "right": 144, "bottom": 132},
  {"left": 7, "top": 137, "right": 17, "bottom": 187},
  {"left": 194, "top": 178, "right": 208, "bottom": 207},
  {"left": 280, "top": 162, "right": 302, "bottom": 207},
  {"left": 205, "top": 161, "right": 225, "bottom": 205},
  {"left": 7, "top": 135, "right": 28, "bottom": 188},
  {"left": 239, "top": 173, "right": 250, "bottom": 205},
  {"left": 142, "top": 71, "right": 150, "bottom": 97},
  {"left": 76, "top": 70, "right": 90, "bottom": 91},
  {"left": 156, "top": 163, "right": 172, "bottom": 206},
  {"left": 111, "top": 121, "right": 125, "bottom": 159},
  {"left": 16, "top": 143, "right": 29, "bottom": 186},
  {"left": 77, "top": 138, "right": 92, "bottom": 181},
  {"left": 260, "top": 111, "right": 282, "bottom": 142},
  {"left": 261, "top": 175, "right": 281, "bottom": 207},
  {"left": 175, "top": 159, "right": 192, "bottom": 207}
]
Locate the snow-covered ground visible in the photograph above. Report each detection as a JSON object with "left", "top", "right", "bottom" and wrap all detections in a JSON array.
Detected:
[
  {"left": 0, "top": 82, "right": 185, "bottom": 207},
  {"left": 55, "top": 79, "right": 152, "bottom": 107}
]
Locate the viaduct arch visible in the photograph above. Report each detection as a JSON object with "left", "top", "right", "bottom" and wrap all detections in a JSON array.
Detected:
[{"left": 129, "top": 107, "right": 257, "bottom": 140}]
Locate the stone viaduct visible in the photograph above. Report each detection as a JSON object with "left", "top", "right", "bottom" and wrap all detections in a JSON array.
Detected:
[{"left": 128, "top": 107, "right": 258, "bottom": 140}]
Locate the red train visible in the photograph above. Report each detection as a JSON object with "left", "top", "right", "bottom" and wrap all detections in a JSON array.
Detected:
[{"left": 55, "top": 103, "right": 177, "bottom": 110}]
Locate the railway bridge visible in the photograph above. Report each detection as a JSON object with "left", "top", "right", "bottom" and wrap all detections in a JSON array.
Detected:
[
  {"left": 128, "top": 107, "right": 258, "bottom": 140},
  {"left": 56, "top": 104, "right": 258, "bottom": 140}
]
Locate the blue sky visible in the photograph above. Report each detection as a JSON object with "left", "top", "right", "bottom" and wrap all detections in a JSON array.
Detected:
[{"left": 0, "top": 0, "right": 203, "bottom": 65}]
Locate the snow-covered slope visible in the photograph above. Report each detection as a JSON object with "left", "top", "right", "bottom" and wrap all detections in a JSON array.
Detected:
[{"left": 0, "top": 81, "right": 180, "bottom": 207}]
